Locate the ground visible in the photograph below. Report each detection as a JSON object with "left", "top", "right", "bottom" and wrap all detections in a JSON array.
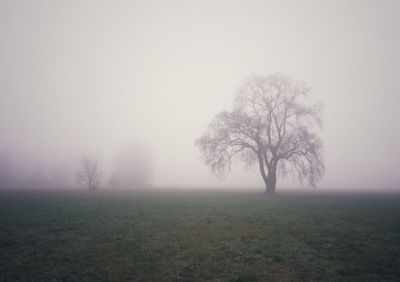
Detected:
[{"left": 0, "top": 189, "right": 399, "bottom": 281}]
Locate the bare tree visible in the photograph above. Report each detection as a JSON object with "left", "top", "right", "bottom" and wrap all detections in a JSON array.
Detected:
[
  {"left": 77, "top": 156, "right": 101, "bottom": 191},
  {"left": 196, "top": 73, "right": 324, "bottom": 193}
]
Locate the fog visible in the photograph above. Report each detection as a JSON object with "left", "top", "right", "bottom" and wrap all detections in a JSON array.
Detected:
[{"left": 0, "top": 0, "right": 399, "bottom": 191}]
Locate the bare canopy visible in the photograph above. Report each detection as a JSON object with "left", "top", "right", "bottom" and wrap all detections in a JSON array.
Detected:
[
  {"left": 196, "top": 74, "right": 324, "bottom": 193},
  {"left": 76, "top": 156, "right": 101, "bottom": 191}
]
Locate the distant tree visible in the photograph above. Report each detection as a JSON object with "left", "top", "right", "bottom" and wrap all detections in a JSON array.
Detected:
[
  {"left": 77, "top": 156, "right": 101, "bottom": 191},
  {"left": 196, "top": 73, "right": 324, "bottom": 193}
]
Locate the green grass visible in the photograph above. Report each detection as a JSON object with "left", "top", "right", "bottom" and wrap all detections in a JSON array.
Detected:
[{"left": 0, "top": 189, "right": 399, "bottom": 281}]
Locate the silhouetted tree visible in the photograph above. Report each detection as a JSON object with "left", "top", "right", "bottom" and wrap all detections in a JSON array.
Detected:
[
  {"left": 77, "top": 156, "right": 101, "bottom": 191},
  {"left": 196, "top": 74, "right": 324, "bottom": 193}
]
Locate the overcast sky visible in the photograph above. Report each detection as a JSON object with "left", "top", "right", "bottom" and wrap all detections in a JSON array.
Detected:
[{"left": 0, "top": 0, "right": 399, "bottom": 190}]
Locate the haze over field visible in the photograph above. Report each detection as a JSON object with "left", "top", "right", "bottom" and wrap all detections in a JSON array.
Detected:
[{"left": 0, "top": 0, "right": 399, "bottom": 190}]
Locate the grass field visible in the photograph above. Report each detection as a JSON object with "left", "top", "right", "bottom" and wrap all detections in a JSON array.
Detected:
[{"left": 0, "top": 189, "right": 399, "bottom": 281}]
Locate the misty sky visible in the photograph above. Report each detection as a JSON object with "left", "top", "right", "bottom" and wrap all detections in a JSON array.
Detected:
[{"left": 0, "top": 0, "right": 399, "bottom": 190}]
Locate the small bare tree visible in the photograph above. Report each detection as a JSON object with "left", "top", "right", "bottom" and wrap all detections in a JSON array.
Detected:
[
  {"left": 196, "top": 73, "right": 324, "bottom": 193},
  {"left": 77, "top": 156, "right": 101, "bottom": 191}
]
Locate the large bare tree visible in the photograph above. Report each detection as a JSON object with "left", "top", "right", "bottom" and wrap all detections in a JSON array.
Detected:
[
  {"left": 77, "top": 156, "right": 101, "bottom": 191},
  {"left": 196, "top": 74, "right": 324, "bottom": 193}
]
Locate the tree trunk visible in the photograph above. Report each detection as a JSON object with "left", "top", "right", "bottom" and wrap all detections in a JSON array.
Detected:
[
  {"left": 265, "top": 163, "right": 277, "bottom": 194},
  {"left": 265, "top": 173, "right": 276, "bottom": 194},
  {"left": 258, "top": 154, "right": 278, "bottom": 194},
  {"left": 257, "top": 154, "right": 269, "bottom": 192}
]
